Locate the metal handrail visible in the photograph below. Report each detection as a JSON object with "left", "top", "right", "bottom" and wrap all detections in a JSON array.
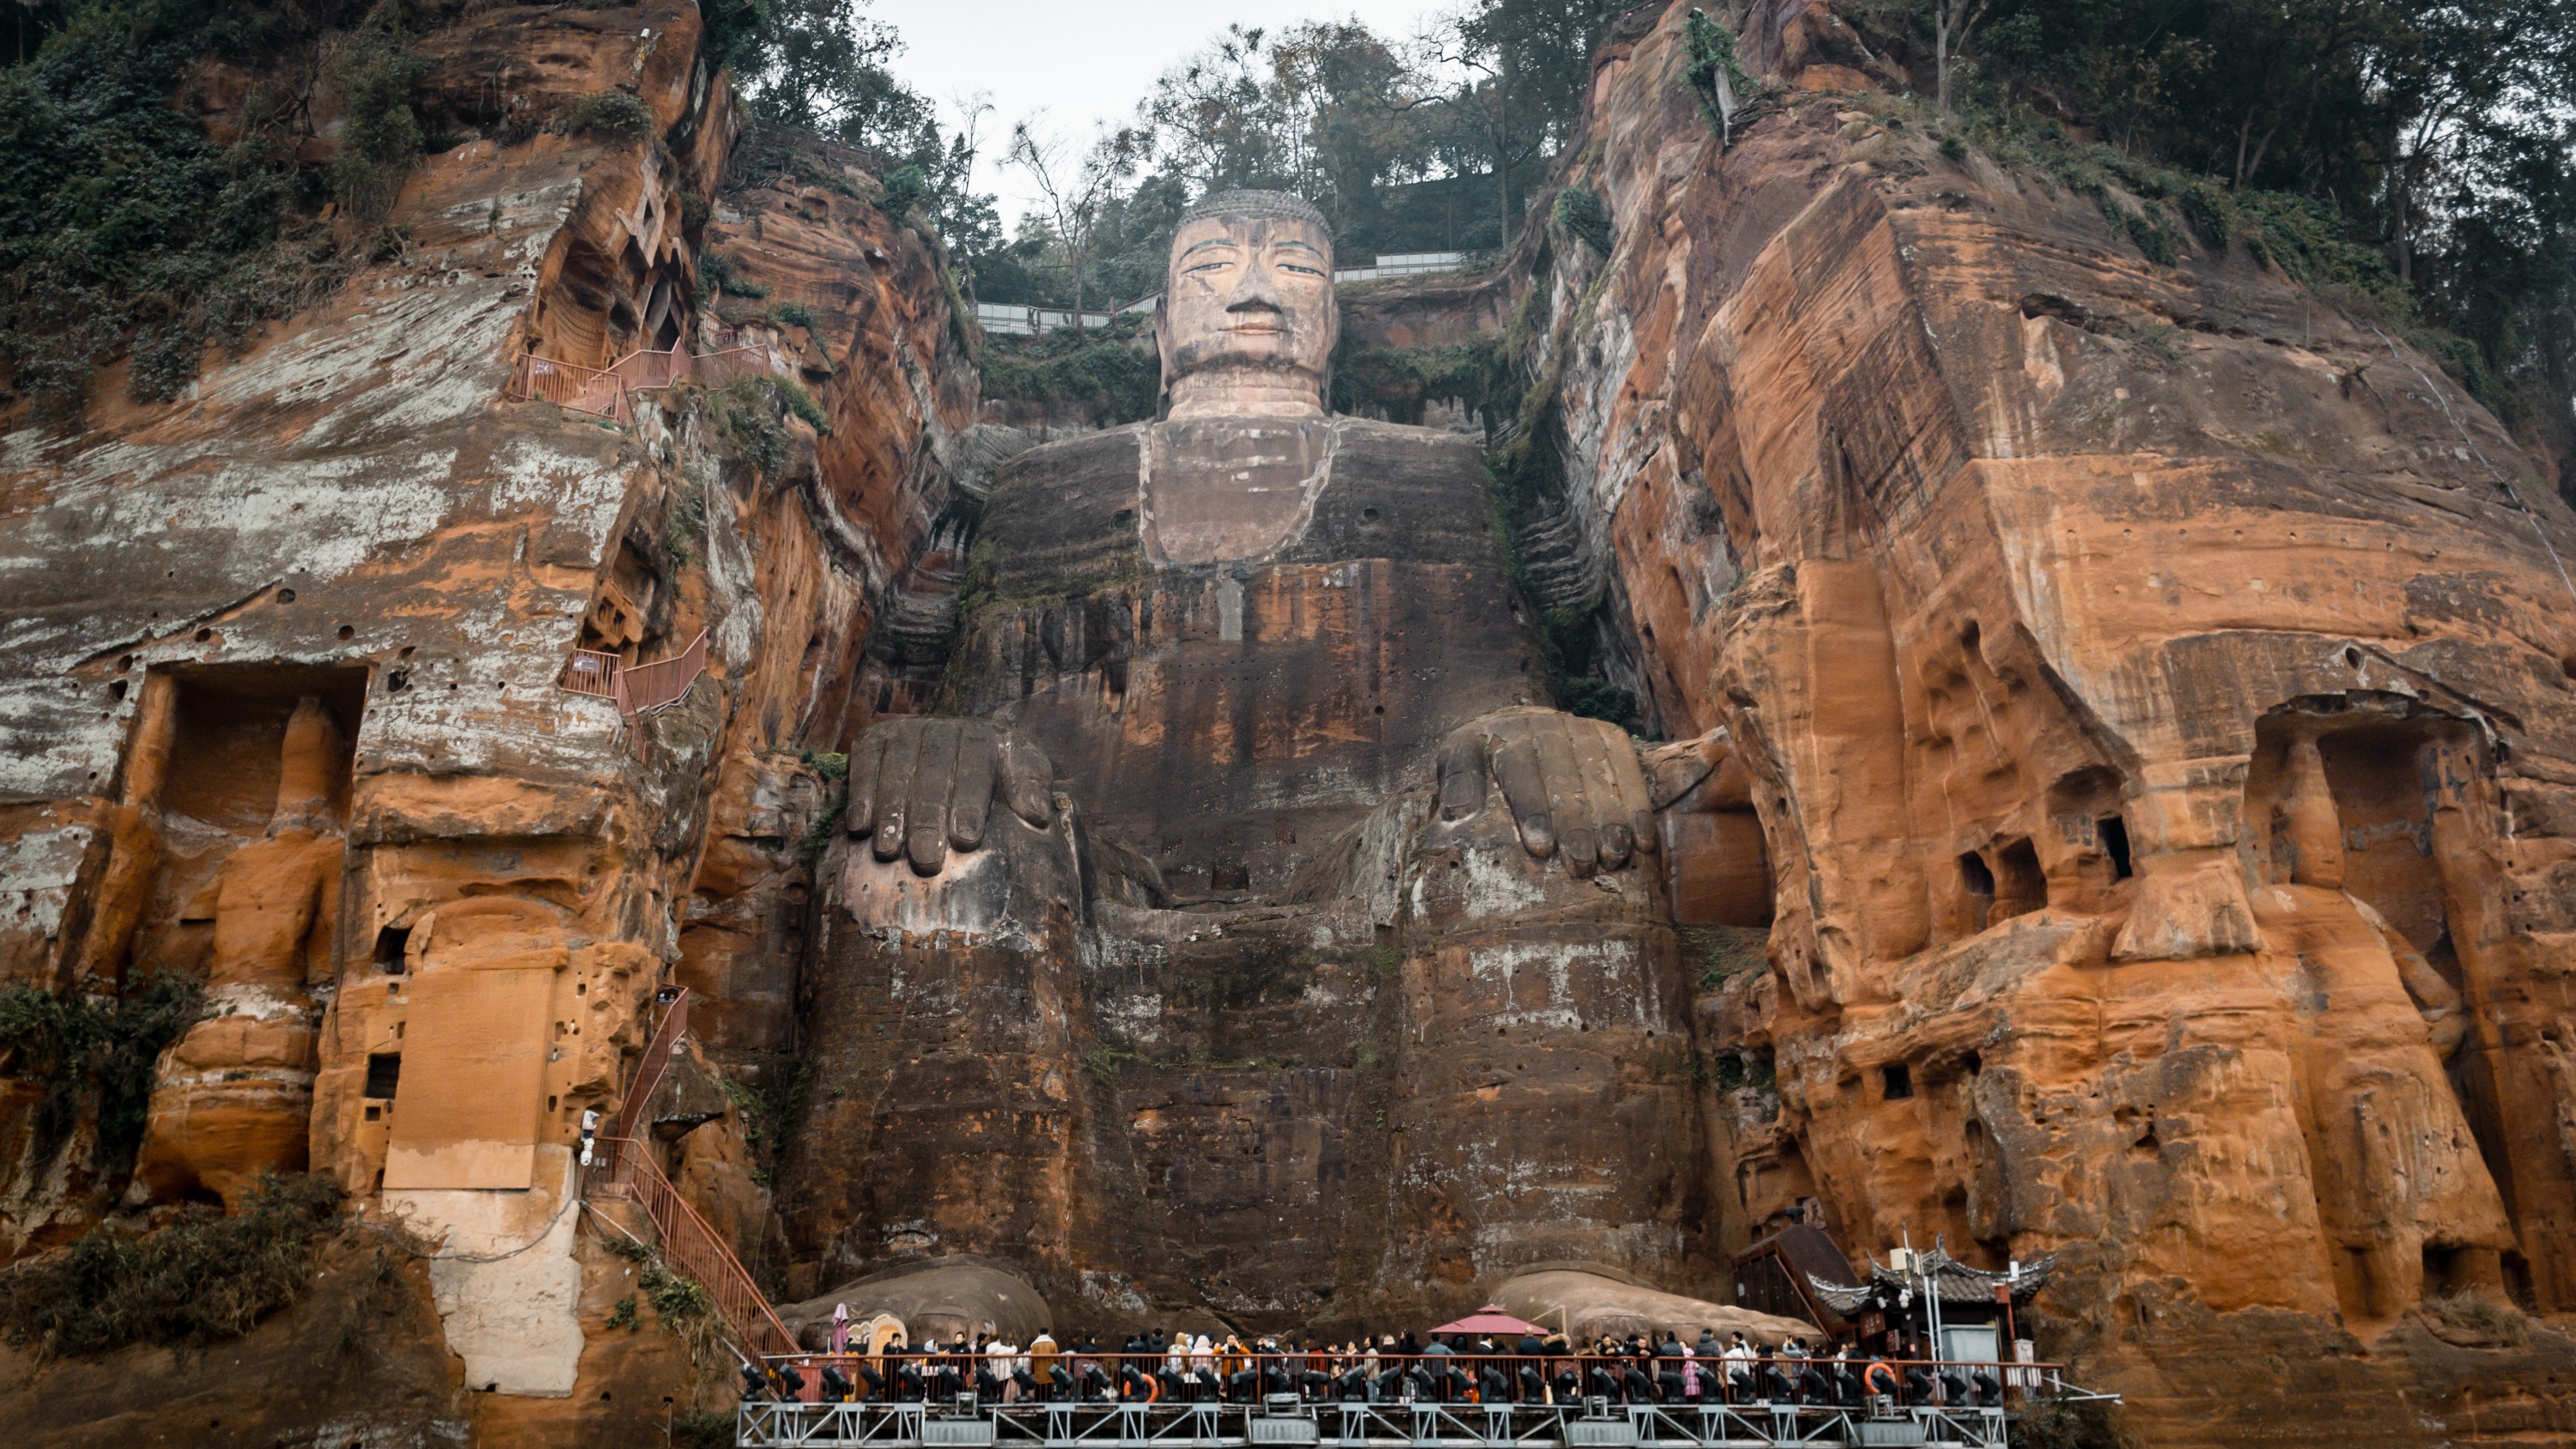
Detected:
[
  {"left": 556, "top": 630, "right": 706, "bottom": 716},
  {"left": 609, "top": 987, "right": 691, "bottom": 1142},
  {"left": 592, "top": 1135, "right": 797, "bottom": 1358},
  {"left": 695, "top": 344, "right": 788, "bottom": 389},
  {"left": 508, "top": 352, "right": 631, "bottom": 422},
  {"left": 621, "top": 629, "right": 708, "bottom": 714},
  {"left": 611, "top": 345, "right": 693, "bottom": 391},
  {"left": 748, "top": 1349, "right": 2072, "bottom": 1408},
  {"left": 562, "top": 648, "right": 622, "bottom": 700}
]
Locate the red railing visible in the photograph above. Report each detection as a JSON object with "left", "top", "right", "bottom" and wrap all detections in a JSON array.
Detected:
[
  {"left": 563, "top": 648, "right": 621, "bottom": 699},
  {"left": 509, "top": 353, "right": 631, "bottom": 422},
  {"left": 695, "top": 344, "right": 786, "bottom": 389},
  {"left": 621, "top": 629, "right": 708, "bottom": 714},
  {"left": 558, "top": 630, "right": 707, "bottom": 716},
  {"left": 612, "top": 346, "right": 693, "bottom": 392},
  {"left": 512, "top": 343, "right": 791, "bottom": 422},
  {"left": 592, "top": 1135, "right": 797, "bottom": 1358},
  {"left": 611, "top": 988, "right": 691, "bottom": 1142}
]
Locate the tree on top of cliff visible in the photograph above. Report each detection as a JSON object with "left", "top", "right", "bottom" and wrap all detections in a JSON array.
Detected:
[
  {"left": 708, "top": 0, "right": 933, "bottom": 155},
  {"left": 0, "top": 1, "right": 386, "bottom": 418},
  {"left": 978, "top": 3, "right": 1615, "bottom": 307},
  {"left": 1847, "top": 0, "right": 2576, "bottom": 482}
]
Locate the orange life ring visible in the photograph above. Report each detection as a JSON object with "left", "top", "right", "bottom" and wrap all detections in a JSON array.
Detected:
[
  {"left": 1145, "top": 1378, "right": 1163, "bottom": 1403},
  {"left": 1864, "top": 1361, "right": 1899, "bottom": 1393}
]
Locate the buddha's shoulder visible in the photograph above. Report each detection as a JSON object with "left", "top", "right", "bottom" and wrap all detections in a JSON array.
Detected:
[
  {"left": 1324, "top": 415, "right": 1489, "bottom": 474},
  {"left": 1279, "top": 416, "right": 1496, "bottom": 566},
  {"left": 981, "top": 424, "right": 1148, "bottom": 545},
  {"left": 984, "top": 420, "right": 1149, "bottom": 505}
]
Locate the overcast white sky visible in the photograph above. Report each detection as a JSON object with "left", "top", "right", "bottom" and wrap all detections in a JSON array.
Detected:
[{"left": 866, "top": 0, "right": 1449, "bottom": 226}]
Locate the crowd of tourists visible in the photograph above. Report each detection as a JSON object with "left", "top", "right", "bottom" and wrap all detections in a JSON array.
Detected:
[{"left": 747, "top": 1325, "right": 2005, "bottom": 1410}]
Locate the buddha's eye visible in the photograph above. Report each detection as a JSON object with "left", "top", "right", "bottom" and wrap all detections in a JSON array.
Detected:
[
  {"left": 1279, "top": 263, "right": 1324, "bottom": 277},
  {"left": 1186, "top": 259, "right": 1232, "bottom": 275}
]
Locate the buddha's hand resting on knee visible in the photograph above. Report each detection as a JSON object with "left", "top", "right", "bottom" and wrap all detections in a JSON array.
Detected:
[
  {"left": 1434, "top": 706, "right": 1656, "bottom": 874},
  {"left": 846, "top": 716, "right": 1058, "bottom": 875}
]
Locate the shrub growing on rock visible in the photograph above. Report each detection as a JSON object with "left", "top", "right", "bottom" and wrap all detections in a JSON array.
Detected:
[
  {"left": 0, "top": 1172, "right": 344, "bottom": 1357},
  {"left": 563, "top": 89, "right": 657, "bottom": 145},
  {"left": 327, "top": 24, "right": 428, "bottom": 220},
  {"left": 0, "top": 971, "right": 204, "bottom": 1167}
]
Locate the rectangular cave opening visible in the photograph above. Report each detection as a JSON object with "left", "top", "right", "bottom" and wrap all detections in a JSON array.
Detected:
[
  {"left": 2318, "top": 721, "right": 2461, "bottom": 970},
  {"left": 364, "top": 1052, "right": 402, "bottom": 1100},
  {"left": 1992, "top": 837, "right": 2047, "bottom": 919},
  {"left": 154, "top": 663, "right": 368, "bottom": 831},
  {"left": 374, "top": 924, "right": 411, "bottom": 974},
  {"left": 1958, "top": 850, "right": 1995, "bottom": 898},
  {"left": 1881, "top": 1062, "right": 1914, "bottom": 1101},
  {"left": 2422, "top": 1242, "right": 2500, "bottom": 1300},
  {"left": 2099, "top": 814, "right": 2134, "bottom": 879}
]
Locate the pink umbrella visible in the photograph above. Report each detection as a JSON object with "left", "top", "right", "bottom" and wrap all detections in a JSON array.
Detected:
[{"left": 1429, "top": 1306, "right": 1546, "bottom": 1336}]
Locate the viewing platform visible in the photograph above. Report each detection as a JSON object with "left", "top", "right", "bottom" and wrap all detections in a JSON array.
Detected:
[{"left": 732, "top": 1393, "right": 2052, "bottom": 1449}]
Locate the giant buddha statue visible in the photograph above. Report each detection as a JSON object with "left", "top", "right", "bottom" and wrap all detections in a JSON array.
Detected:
[{"left": 784, "top": 192, "right": 1740, "bottom": 1327}]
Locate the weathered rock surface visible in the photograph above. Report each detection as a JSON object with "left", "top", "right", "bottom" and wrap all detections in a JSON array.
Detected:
[
  {"left": 0, "top": 0, "right": 969, "bottom": 1440},
  {"left": 3, "top": 1, "right": 2575, "bottom": 1445},
  {"left": 780, "top": 1257, "right": 1054, "bottom": 1349},
  {"left": 1517, "top": 2, "right": 2576, "bottom": 1440}
]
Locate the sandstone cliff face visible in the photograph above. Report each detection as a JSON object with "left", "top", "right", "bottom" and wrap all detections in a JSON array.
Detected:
[
  {"left": 0, "top": 1, "right": 974, "bottom": 1440},
  {"left": 1516, "top": 2, "right": 2576, "bottom": 1440},
  {"left": 4, "top": 1, "right": 2575, "bottom": 1444}
]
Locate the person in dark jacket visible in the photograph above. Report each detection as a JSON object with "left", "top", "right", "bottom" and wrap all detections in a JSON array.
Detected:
[
  {"left": 1653, "top": 1332, "right": 1686, "bottom": 1402},
  {"left": 1421, "top": 1336, "right": 1461, "bottom": 1403},
  {"left": 1516, "top": 1332, "right": 1548, "bottom": 1403}
]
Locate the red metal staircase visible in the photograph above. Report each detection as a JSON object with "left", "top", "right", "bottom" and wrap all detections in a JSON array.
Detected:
[{"left": 586, "top": 987, "right": 799, "bottom": 1357}]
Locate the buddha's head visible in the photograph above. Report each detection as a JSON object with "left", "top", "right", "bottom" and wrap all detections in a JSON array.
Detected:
[{"left": 1158, "top": 190, "right": 1336, "bottom": 419}]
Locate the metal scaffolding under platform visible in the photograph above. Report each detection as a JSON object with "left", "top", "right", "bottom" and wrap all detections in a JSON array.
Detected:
[{"left": 734, "top": 1398, "right": 2020, "bottom": 1449}]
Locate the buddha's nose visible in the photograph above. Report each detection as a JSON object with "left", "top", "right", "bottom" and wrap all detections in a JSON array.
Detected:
[{"left": 1225, "top": 261, "right": 1283, "bottom": 314}]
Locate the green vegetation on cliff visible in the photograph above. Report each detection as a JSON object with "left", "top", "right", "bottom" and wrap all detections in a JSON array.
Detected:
[
  {"left": 1844, "top": 0, "right": 2576, "bottom": 472},
  {"left": 978, "top": 319, "right": 1159, "bottom": 427},
  {"left": 0, "top": 971, "right": 203, "bottom": 1170},
  {"left": 0, "top": 1172, "right": 344, "bottom": 1357},
  {"left": 0, "top": 4, "right": 446, "bottom": 417}
]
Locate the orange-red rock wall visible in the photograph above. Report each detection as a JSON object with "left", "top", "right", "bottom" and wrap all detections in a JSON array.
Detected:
[{"left": 1522, "top": 3, "right": 2576, "bottom": 1442}]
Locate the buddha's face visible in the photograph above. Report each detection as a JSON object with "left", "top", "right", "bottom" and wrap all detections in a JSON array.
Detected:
[{"left": 1158, "top": 211, "right": 1335, "bottom": 416}]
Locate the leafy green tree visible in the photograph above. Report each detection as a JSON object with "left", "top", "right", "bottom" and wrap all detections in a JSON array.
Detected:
[
  {"left": 1422, "top": 0, "right": 1614, "bottom": 248},
  {"left": 1006, "top": 119, "right": 1151, "bottom": 326}
]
